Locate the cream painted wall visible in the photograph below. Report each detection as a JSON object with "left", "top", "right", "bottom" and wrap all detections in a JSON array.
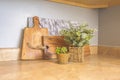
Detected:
[
  {"left": 0, "top": 0, "right": 98, "bottom": 48},
  {"left": 99, "top": 6, "right": 120, "bottom": 46}
]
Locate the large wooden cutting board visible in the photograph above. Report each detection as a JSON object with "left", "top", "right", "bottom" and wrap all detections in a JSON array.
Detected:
[{"left": 21, "top": 16, "right": 48, "bottom": 60}]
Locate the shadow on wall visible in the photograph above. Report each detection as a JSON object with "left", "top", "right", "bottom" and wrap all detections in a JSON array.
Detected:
[
  {"left": 19, "top": 29, "right": 24, "bottom": 48},
  {"left": 18, "top": 29, "right": 24, "bottom": 59}
]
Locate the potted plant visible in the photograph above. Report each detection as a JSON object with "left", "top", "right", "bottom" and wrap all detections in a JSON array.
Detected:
[
  {"left": 59, "top": 23, "right": 95, "bottom": 62},
  {"left": 56, "top": 47, "right": 69, "bottom": 64}
]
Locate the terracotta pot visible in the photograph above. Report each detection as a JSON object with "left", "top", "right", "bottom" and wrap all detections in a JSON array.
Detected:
[{"left": 57, "top": 54, "right": 69, "bottom": 64}]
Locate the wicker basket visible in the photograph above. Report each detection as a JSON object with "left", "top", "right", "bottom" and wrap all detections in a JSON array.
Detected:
[
  {"left": 57, "top": 54, "right": 69, "bottom": 64},
  {"left": 69, "top": 47, "right": 84, "bottom": 62}
]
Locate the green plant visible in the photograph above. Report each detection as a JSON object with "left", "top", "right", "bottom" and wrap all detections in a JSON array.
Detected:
[
  {"left": 60, "top": 23, "right": 95, "bottom": 47},
  {"left": 56, "top": 47, "right": 68, "bottom": 54}
]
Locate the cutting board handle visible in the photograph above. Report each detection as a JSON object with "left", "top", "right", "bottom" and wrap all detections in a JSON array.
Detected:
[{"left": 33, "top": 16, "right": 40, "bottom": 28}]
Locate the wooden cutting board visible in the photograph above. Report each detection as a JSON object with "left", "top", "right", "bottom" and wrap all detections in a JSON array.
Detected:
[{"left": 21, "top": 16, "right": 48, "bottom": 60}]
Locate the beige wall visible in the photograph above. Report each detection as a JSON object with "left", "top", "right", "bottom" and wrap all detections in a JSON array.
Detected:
[{"left": 99, "top": 6, "right": 120, "bottom": 46}]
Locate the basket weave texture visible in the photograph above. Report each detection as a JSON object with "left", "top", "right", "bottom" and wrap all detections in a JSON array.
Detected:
[
  {"left": 69, "top": 47, "right": 84, "bottom": 62},
  {"left": 57, "top": 54, "right": 69, "bottom": 64}
]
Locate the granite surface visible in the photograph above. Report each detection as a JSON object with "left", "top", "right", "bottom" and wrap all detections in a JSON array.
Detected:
[{"left": 0, "top": 55, "right": 120, "bottom": 80}]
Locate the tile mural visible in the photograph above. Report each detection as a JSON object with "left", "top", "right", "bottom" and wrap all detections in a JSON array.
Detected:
[{"left": 27, "top": 17, "right": 80, "bottom": 35}]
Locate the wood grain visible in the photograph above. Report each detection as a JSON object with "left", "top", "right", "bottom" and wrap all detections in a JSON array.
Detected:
[
  {"left": 21, "top": 16, "right": 48, "bottom": 60},
  {"left": 43, "top": 36, "right": 69, "bottom": 58},
  {"left": 49, "top": 0, "right": 120, "bottom": 8}
]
